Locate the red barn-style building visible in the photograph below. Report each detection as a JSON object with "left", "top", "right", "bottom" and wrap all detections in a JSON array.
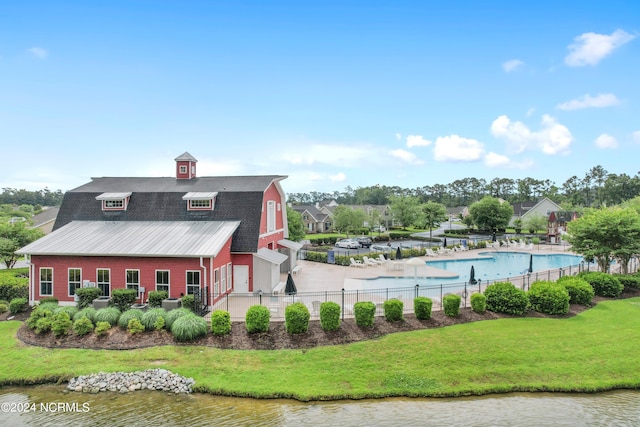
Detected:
[{"left": 18, "top": 152, "right": 302, "bottom": 308}]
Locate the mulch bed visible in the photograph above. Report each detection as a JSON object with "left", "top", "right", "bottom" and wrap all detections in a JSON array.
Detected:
[{"left": 7, "top": 289, "right": 640, "bottom": 351}]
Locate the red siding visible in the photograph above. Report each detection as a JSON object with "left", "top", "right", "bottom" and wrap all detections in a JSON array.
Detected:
[{"left": 258, "top": 182, "right": 286, "bottom": 250}]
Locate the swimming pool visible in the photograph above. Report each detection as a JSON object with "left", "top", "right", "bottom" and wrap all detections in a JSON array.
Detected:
[{"left": 347, "top": 252, "right": 584, "bottom": 290}]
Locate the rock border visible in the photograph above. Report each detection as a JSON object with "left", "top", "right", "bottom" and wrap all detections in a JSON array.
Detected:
[{"left": 67, "top": 369, "right": 195, "bottom": 394}]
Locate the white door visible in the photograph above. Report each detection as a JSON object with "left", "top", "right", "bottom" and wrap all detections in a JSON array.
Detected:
[{"left": 234, "top": 265, "right": 249, "bottom": 293}]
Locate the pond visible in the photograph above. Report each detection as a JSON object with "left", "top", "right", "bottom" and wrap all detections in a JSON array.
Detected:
[{"left": 1, "top": 386, "right": 639, "bottom": 426}]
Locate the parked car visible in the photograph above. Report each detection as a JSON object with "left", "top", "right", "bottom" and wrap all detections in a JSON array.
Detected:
[
  {"left": 335, "top": 238, "right": 361, "bottom": 249},
  {"left": 354, "top": 237, "right": 372, "bottom": 248},
  {"left": 370, "top": 244, "right": 393, "bottom": 253}
]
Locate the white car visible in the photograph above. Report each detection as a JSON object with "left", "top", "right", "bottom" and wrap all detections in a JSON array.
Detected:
[
  {"left": 335, "top": 238, "right": 360, "bottom": 249},
  {"left": 370, "top": 244, "right": 394, "bottom": 253}
]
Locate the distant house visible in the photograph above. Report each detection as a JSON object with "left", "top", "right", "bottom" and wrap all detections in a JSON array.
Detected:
[
  {"left": 510, "top": 198, "right": 561, "bottom": 228},
  {"left": 290, "top": 204, "right": 333, "bottom": 233},
  {"left": 547, "top": 211, "right": 580, "bottom": 244},
  {"left": 18, "top": 152, "right": 301, "bottom": 307},
  {"left": 345, "top": 205, "right": 394, "bottom": 230},
  {"left": 30, "top": 207, "right": 60, "bottom": 235}
]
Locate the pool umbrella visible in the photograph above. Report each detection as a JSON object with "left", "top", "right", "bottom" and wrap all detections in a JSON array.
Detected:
[
  {"left": 443, "top": 237, "right": 447, "bottom": 247},
  {"left": 469, "top": 265, "right": 477, "bottom": 285},
  {"left": 285, "top": 272, "right": 297, "bottom": 295},
  {"left": 395, "top": 246, "right": 403, "bottom": 260},
  {"left": 492, "top": 231, "right": 497, "bottom": 242},
  {"left": 406, "top": 257, "right": 424, "bottom": 284},
  {"left": 528, "top": 254, "right": 533, "bottom": 274}
]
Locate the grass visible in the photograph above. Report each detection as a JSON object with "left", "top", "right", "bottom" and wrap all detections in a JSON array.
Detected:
[{"left": 2, "top": 298, "right": 640, "bottom": 401}]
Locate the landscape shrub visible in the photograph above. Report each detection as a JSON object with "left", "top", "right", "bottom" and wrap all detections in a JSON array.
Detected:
[
  {"left": 141, "top": 308, "right": 168, "bottom": 331},
  {"left": 484, "top": 282, "right": 529, "bottom": 315},
  {"left": 35, "top": 301, "right": 59, "bottom": 313},
  {"left": 9, "top": 297, "right": 28, "bottom": 314},
  {"left": 443, "top": 294, "right": 461, "bottom": 317},
  {"left": 111, "top": 289, "right": 137, "bottom": 312},
  {"left": 613, "top": 274, "right": 640, "bottom": 290},
  {"left": 0, "top": 303, "right": 7, "bottom": 314},
  {"left": 95, "top": 321, "right": 111, "bottom": 336},
  {"left": 53, "top": 305, "right": 79, "bottom": 319},
  {"left": 211, "top": 310, "right": 231, "bottom": 336},
  {"left": 383, "top": 299, "right": 404, "bottom": 322},
  {"left": 117, "top": 309, "right": 144, "bottom": 329},
  {"left": 172, "top": 314, "right": 208, "bottom": 341},
  {"left": 556, "top": 276, "right": 594, "bottom": 305},
  {"left": 414, "top": 297, "right": 433, "bottom": 320},
  {"left": 578, "top": 272, "right": 623, "bottom": 298},
  {"left": 148, "top": 290, "right": 168, "bottom": 308},
  {"left": 285, "top": 302, "right": 310, "bottom": 334},
  {"left": 245, "top": 305, "right": 270, "bottom": 333},
  {"left": 354, "top": 301, "right": 375, "bottom": 327},
  {"left": 153, "top": 316, "right": 165, "bottom": 330},
  {"left": 94, "top": 307, "right": 121, "bottom": 326},
  {"left": 181, "top": 294, "right": 196, "bottom": 312},
  {"left": 26, "top": 307, "right": 53, "bottom": 331},
  {"left": 51, "top": 311, "right": 73, "bottom": 337},
  {"left": 528, "top": 281, "right": 570, "bottom": 315},
  {"left": 72, "top": 317, "right": 94, "bottom": 336},
  {"left": 127, "top": 318, "right": 145, "bottom": 334},
  {"left": 39, "top": 297, "right": 58, "bottom": 304},
  {"left": 165, "top": 308, "right": 193, "bottom": 331},
  {"left": 319, "top": 301, "right": 341, "bottom": 331},
  {"left": 0, "top": 269, "right": 29, "bottom": 301},
  {"left": 470, "top": 293, "right": 486, "bottom": 313},
  {"left": 74, "top": 287, "right": 101, "bottom": 309},
  {"left": 35, "top": 316, "right": 53, "bottom": 334},
  {"left": 73, "top": 307, "right": 97, "bottom": 323}
]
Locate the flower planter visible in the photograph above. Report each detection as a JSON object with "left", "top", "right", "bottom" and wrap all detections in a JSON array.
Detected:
[
  {"left": 92, "top": 296, "right": 111, "bottom": 309},
  {"left": 162, "top": 298, "right": 182, "bottom": 311},
  {"left": 130, "top": 303, "right": 148, "bottom": 312}
]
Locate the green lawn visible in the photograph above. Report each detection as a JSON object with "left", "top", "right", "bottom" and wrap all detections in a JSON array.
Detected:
[{"left": 2, "top": 298, "right": 640, "bottom": 401}]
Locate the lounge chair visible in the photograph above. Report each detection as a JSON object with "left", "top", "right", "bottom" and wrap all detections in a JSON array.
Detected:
[
  {"left": 312, "top": 300, "right": 322, "bottom": 317},
  {"left": 350, "top": 257, "right": 366, "bottom": 268},
  {"left": 363, "top": 256, "right": 382, "bottom": 266}
]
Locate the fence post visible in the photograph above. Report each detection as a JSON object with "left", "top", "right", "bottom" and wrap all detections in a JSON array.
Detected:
[
  {"left": 415, "top": 284, "right": 419, "bottom": 299},
  {"left": 440, "top": 284, "right": 443, "bottom": 307},
  {"left": 341, "top": 288, "right": 345, "bottom": 321}
]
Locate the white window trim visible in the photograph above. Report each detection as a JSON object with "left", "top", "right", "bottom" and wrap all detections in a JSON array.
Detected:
[
  {"left": 179, "top": 165, "right": 187, "bottom": 174},
  {"left": 186, "top": 270, "right": 201, "bottom": 295},
  {"left": 226, "top": 262, "right": 232, "bottom": 292},
  {"left": 68, "top": 267, "right": 82, "bottom": 297},
  {"left": 155, "top": 270, "right": 170, "bottom": 294},
  {"left": 267, "top": 200, "right": 276, "bottom": 232},
  {"left": 97, "top": 268, "right": 111, "bottom": 297},
  {"left": 40, "top": 267, "right": 53, "bottom": 296},
  {"left": 220, "top": 265, "right": 227, "bottom": 294},
  {"left": 214, "top": 268, "right": 220, "bottom": 297},
  {"left": 126, "top": 269, "right": 140, "bottom": 294}
]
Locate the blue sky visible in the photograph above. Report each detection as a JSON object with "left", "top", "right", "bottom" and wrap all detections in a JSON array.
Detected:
[{"left": 1, "top": 1, "right": 639, "bottom": 195}]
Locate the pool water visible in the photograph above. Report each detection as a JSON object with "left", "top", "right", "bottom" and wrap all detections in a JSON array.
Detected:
[{"left": 351, "top": 252, "right": 584, "bottom": 290}]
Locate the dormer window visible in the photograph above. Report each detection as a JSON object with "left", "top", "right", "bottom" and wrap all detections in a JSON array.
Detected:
[
  {"left": 183, "top": 192, "right": 217, "bottom": 211},
  {"left": 96, "top": 192, "right": 132, "bottom": 211},
  {"left": 179, "top": 165, "right": 187, "bottom": 174}
]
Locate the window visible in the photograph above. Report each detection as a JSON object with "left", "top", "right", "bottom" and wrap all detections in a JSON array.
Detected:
[
  {"left": 214, "top": 268, "right": 220, "bottom": 296},
  {"left": 126, "top": 269, "right": 140, "bottom": 294},
  {"left": 96, "top": 192, "right": 131, "bottom": 211},
  {"left": 104, "top": 200, "right": 123, "bottom": 208},
  {"left": 156, "top": 270, "right": 170, "bottom": 293},
  {"left": 40, "top": 267, "right": 53, "bottom": 296},
  {"left": 97, "top": 269, "right": 110, "bottom": 297},
  {"left": 267, "top": 200, "right": 276, "bottom": 232},
  {"left": 189, "top": 199, "right": 211, "bottom": 209},
  {"left": 180, "top": 165, "right": 187, "bottom": 174},
  {"left": 68, "top": 268, "right": 81, "bottom": 297},
  {"left": 226, "top": 262, "right": 232, "bottom": 291},
  {"left": 186, "top": 271, "right": 200, "bottom": 295},
  {"left": 221, "top": 265, "right": 226, "bottom": 293}
]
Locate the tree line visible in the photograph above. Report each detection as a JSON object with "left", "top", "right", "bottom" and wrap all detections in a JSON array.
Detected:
[
  {"left": 0, "top": 188, "right": 64, "bottom": 207},
  {"left": 287, "top": 165, "right": 640, "bottom": 208}
]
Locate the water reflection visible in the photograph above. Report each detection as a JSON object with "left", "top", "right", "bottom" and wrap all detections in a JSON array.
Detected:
[{"left": 1, "top": 386, "right": 639, "bottom": 427}]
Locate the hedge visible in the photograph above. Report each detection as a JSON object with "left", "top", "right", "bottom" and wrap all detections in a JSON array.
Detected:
[
  {"left": 148, "top": 291, "right": 168, "bottom": 308},
  {"left": 75, "top": 288, "right": 101, "bottom": 309},
  {"left": 528, "top": 281, "right": 570, "bottom": 315},
  {"left": 383, "top": 299, "right": 403, "bottom": 322},
  {"left": 111, "top": 289, "right": 137, "bottom": 312},
  {"left": 0, "top": 269, "right": 29, "bottom": 302},
  {"left": 470, "top": 293, "right": 486, "bottom": 313},
  {"left": 245, "top": 305, "right": 270, "bottom": 334},
  {"left": 443, "top": 294, "right": 461, "bottom": 317},
  {"left": 484, "top": 282, "right": 529, "bottom": 315},
  {"left": 353, "top": 301, "right": 375, "bottom": 327},
  {"left": 319, "top": 301, "right": 341, "bottom": 331},
  {"left": 9, "top": 297, "right": 28, "bottom": 314},
  {"left": 285, "top": 302, "right": 310, "bottom": 334},
  {"left": 414, "top": 297, "right": 433, "bottom": 320},
  {"left": 578, "top": 272, "right": 623, "bottom": 298},
  {"left": 556, "top": 276, "right": 594, "bottom": 305},
  {"left": 211, "top": 310, "right": 231, "bottom": 336}
]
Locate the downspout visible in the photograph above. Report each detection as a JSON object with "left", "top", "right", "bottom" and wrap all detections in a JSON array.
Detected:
[
  {"left": 200, "top": 256, "right": 209, "bottom": 309},
  {"left": 26, "top": 255, "right": 34, "bottom": 306}
]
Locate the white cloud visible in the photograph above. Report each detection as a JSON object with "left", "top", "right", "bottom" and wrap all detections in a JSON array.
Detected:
[
  {"left": 557, "top": 93, "right": 620, "bottom": 111},
  {"left": 502, "top": 59, "right": 524, "bottom": 72},
  {"left": 633, "top": 131, "right": 640, "bottom": 144},
  {"left": 433, "top": 135, "right": 484, "bottom": 162},
  {"left": 329, "top": 172, "right": 346, "bottom": 182},
  {"left": 484, "top": 152, "right": 511, "bottom": 167},
  {"left": 406, "top": 135, "right": 432, "bottom": 148},
  {"left": 491, "top": 114, "right": 573, "bottom": 155},
  {"left": 395, "top": 133, "right": 402, "bottom": 141},
  {"left": 565, "top": 29, "right": 635, "bottom": 67},
  {"left": 281, "top": 144, "right": 379, "bottom": 168},
  {"left": 526, "top": 107, "right": 535, "bottom": 117},
  {"left": 390, "top": 149, "right": 424, "bottom": 165},
  {"left": 594, "top": 133, "right": 618, "bottom": 149},
  {"left": 27, "top": 47, "right": 48, "bottom": 59}
]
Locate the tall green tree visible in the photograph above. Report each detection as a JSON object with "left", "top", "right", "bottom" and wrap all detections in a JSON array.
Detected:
[
  {"left": 469, "top": 196, "right": 514, "bottom": 232},
  {"left": 389, "top": 196, "right": 421, "bottom": 230},
  {"left": 332, "top": 206, "right": 367, "bottom": 236},
  {"left": 420, "top": 201, "right": 448, "bottom": 238},
  {"left": 566, "top": 207, "right": 640, "bottom": 273},
  {"left": 0, "top": 222, "right": 44, "bottom": 268},
  {"left": 286, "top": 206, "right": 305, "bottom": 242},
  {"left": 524, "top": 214, "right": 548, "bottom": 234}
]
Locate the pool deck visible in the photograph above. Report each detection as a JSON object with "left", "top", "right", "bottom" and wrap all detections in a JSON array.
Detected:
[{"left": 286, "top": 243, "right": 578, "bottom": 293}]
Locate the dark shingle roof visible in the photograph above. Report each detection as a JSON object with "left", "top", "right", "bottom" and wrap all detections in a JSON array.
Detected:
[{"left": 55, "top": 175, "right": 285, "bottom": 253}]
